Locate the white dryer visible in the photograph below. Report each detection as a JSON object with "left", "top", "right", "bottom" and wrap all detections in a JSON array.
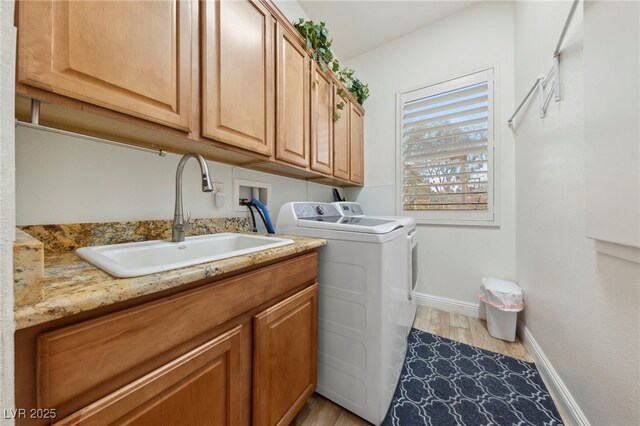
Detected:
[{"left": 276, "top": 202, "right": 410, "bottom": 425}]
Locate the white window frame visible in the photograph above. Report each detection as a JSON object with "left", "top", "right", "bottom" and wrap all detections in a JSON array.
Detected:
[{"left": 395, "top": 68, "right": 499, "bottom": 226}]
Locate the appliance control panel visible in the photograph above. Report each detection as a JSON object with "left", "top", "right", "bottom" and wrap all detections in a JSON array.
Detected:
[
  {"left": 293, "top": 203, "right": 341, "bottom": 219},
  {"left": 335, "top": 202, "right": 364, "bottom": 216}
]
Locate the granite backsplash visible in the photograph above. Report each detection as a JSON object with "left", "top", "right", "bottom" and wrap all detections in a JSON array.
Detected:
[{"left": 19, "top": 217, "right": 250, "bottom": 254}]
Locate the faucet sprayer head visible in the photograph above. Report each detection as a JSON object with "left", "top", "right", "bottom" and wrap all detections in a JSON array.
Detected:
[{"left": 202, "top": 175, "right": 213, "bottom": 192}]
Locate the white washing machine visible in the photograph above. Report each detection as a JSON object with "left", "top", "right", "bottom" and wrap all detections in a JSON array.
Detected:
[
  {"left": 277, "top": 202, "right": 411, "bottom": 425},
  {"left": 331, "top": 201, "right": 416, "bottom": 231},
  {"left": 332, "top": 202, "right": 418, "bottom": 331}
]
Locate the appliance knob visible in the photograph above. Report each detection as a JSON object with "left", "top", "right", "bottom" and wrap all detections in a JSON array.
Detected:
[{"left": 316, "top": 205, "right": 326, "bottom": 215}]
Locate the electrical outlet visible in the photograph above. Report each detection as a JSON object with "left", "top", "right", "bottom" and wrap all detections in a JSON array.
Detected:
[
  {"left": 211, "top": 182, "right": 226, "bottom": 208},
  {"left": 211, "top": 182, "right": 224, "bottom": 193}
]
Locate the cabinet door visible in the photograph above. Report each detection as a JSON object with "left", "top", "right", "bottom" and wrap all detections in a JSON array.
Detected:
[
  {"left": 310, "top": 65, "right": 334, "bottom": 174},
  {"left": 275, "top": 25, "right": 310, "bottom": 168},
  {"left": 54, "top": 326, "right": 244, "bottom": 426},
  {"left": 333, "top": 92, "right": 351, "bottom": 180},
  {"left": 17, "top": 0, "right": 192, "bottom": 131},
  {"left": 349, "top": 104, "right": 365, "bottom": 185},
  {"left": 202, "top": 0, "right": 275, "bottom": 155},
  {"left": 253, "top": 284, "right": 318, "bottom": 426}
]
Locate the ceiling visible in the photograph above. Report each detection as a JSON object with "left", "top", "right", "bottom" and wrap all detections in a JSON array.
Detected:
[{"left": 297, "top": 0, "right": 478, "bottom": 61}]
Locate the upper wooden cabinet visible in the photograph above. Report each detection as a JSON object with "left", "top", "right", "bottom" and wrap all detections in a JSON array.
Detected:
[
  {"left": 275, "top": 25, "right": 310, "bottom": 168},
  {"left": 349, "top": 103, "right": 365, "bottom": 185},
  {"left": 17, "top": 0, "right": 193, "bottom": 131},
  {"left": 253, "top": 284, "right": 318, "bottom": 426},
  {"left": 333, "top": 91, "right": 351, "bottom": 181},
  {"left": 202, "top": 0, "right": 275, "bottom": 156},
  {"left": 15, "top": 0, "right": 364, "bottom": 185},
  {"left": 310, "top": 65, "right": 334, "bottom": 175}
]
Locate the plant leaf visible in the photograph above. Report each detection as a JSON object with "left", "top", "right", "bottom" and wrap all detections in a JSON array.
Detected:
[{"left": 293, "top": 19, "right": 370, "bottom": 105}]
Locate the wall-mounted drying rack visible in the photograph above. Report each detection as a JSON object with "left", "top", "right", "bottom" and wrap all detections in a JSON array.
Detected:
[
  {"left": 15, "top": 99, "right": 167, "bottom": 157},
  {"left": 508, "top": 0, "right": 580, "bottom": 127}
]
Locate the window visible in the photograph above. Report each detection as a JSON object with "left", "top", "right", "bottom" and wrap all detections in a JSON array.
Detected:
[{"left": 397, "top": 69, "right": 496, "bottom": 225}]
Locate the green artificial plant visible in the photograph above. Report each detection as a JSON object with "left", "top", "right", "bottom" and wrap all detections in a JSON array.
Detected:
[
  {"left": 293, "top": 19, "right": 335, "bottom": 70},
  {"left": 292, "top": 19, "right": 370, "bottom": 111}
]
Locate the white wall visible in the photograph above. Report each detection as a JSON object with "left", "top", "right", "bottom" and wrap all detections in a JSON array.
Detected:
[
  {"left": 344, "top": 1, "right": 516, "bottom": 305},
  {"left": 0, "top": 0, "right": 15, "bottom": 421},
  {"left": 15, "top": 126, "right": 334, "bottom": 228},
  {"left": 272, "top": 0, "right": 309, "bottom": 23},
  {"left": 514, "top": 1, "right": 639, "bottom": 424}
]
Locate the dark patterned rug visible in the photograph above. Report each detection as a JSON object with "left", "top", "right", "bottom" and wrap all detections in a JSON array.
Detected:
[{"left": 382, "top": 328, "right": 563, "bottom": 426}]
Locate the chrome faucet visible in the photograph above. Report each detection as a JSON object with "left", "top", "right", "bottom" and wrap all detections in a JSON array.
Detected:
[{"left": 172, "top": 153, "right": 213, "bottom": 242}]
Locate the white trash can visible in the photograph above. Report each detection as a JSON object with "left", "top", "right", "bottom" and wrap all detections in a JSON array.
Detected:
[{"left": 479, "top": 278, "right": 524, "bottom": 342}]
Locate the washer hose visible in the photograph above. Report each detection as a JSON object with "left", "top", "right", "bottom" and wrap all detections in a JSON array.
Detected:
[
  {"left": 241, "top": 202, "right": 258, "bottom": 232},
  {"left": 249, "top": 198, "right": 275, "bottom": 234}
]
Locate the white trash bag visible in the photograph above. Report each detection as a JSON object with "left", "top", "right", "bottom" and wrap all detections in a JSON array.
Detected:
[
  {"left": 479, "top": 277, "right": 524, "bottom": 342},
  {"left": 479, "top": 277, "right": 524, "bottom": 312}
]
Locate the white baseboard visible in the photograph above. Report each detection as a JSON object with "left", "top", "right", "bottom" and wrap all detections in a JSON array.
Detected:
[
  {"left": 517, "top": 323, "right": 589, "bottom": 426},
  {"left": 412, "top": 291, "right": 485, "bottom": 319}
]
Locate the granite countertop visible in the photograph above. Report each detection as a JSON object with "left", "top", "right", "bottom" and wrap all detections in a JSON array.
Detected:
[{"left": 14, "top": 230, "right": 325, "bottom": 330}]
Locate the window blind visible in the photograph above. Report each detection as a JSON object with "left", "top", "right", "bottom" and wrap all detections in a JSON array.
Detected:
[{"left": 401, "top": 73, "right": 493, "bottom": 212}]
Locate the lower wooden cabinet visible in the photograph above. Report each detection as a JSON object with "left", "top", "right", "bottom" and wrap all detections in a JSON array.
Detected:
[
  {"left": 15, "top": 252, "right": 319, "bottom": 426},
  {"left": 54, "top": 326, "right": 244, "bottom": 426},
  {"left": 253, "top": 284, "right": 318, "bottom": 426}
]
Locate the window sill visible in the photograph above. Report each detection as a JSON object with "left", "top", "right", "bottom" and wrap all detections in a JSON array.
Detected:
[{"left": 415, "top": 219, "right": 500, "bottom": 228}]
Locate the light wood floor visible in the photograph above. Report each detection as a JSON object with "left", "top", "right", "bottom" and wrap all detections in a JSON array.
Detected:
[
  {"left": 413, "top": 306, "right": 532, "bottom": 362},
  {"left": 292, "top": 307, "right": 534, "bottom": 425}
]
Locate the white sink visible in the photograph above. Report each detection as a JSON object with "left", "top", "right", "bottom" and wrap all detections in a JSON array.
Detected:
[{"left": 76, "top": 233, "right": 294, "bottom": 278}]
